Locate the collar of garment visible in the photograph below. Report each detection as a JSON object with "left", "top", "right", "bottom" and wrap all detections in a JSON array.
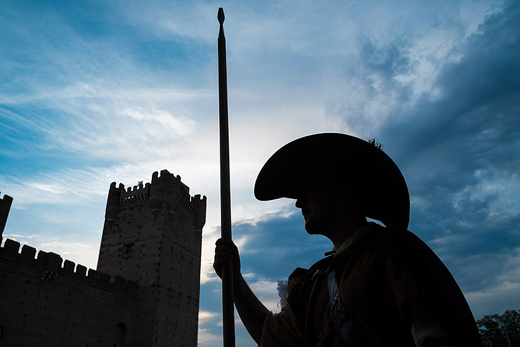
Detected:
[{"left": 323, "top": 222, "right": 379, "bottom": 258}]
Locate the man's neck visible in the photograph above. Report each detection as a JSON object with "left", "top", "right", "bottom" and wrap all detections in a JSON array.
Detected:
[{"left": 328, "top": 218, "right": 368, "bottom": 249}]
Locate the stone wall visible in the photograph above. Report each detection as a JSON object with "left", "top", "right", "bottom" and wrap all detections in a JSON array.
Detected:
[{"left": 0, "top": 239, "right": 136, "bottom": 347}]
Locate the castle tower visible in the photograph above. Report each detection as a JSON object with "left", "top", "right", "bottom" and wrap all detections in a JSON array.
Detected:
[
  {"left": 0, "top": 192, "right": 13, "bottom": 239},
  {"left": 97, "top": 170, "right": 206, "bottom": 346}
]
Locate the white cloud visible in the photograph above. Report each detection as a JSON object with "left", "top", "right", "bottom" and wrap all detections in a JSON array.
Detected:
[
  {"left": 198, "top": 310, "right": 219, "bottom": 324},
  {"left": 2, "top": 233, "right": 40, "bottom": 241},
  {"left": 197, "top": 327, "right": 223, "bottom": 347},
  {"left": 250, "top": 279, "right": 283, "bottom": 313}
]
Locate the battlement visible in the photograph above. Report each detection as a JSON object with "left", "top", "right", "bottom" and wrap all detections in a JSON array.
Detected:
[
  {"left": 179, "top": 194, "right": 206, "bottom": 215},
  {"left": 106, "top": 169, "right": 205, "bottom": 211},
  {"left": 151, "top": 169, "right": 191, "bottom": 196},
  {"left": 0, "top": 238, "right": 137, "bottom": 295},
  {"left": 0, "top": 192, "right": 12, "bottom": 204},
  {"left": 120, "top": 182, "right": 151, "bottom": 205}
]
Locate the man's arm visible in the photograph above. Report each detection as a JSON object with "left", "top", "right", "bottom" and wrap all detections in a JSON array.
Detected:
[
  {"left": 402, "top": 297, "right": 454, "bottom": 347},
  {"left": 214, "top": 239, "right": 269, "bottom": 343}
]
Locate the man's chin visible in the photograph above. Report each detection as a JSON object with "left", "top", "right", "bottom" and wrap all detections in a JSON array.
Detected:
[{"left": 304, "top": 222, "right": 320, "bottom": 235}]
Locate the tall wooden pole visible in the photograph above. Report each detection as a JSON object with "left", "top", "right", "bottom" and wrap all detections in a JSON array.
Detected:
[{"left": 217, "top": 7, "right": 236, "bottom": 347}]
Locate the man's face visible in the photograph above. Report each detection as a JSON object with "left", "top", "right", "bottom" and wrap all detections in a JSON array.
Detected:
[{"left": 295, "top": 181, "right": 337, "bottom": 235}]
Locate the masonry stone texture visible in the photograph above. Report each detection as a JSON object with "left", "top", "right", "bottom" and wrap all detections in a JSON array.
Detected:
[{"left": 0, "top": 170, "right": 206, "bottom": 346}]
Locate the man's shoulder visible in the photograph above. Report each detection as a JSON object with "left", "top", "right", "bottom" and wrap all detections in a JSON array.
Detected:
[
  {"left": 346, "top": 223, "right": 409, "bottom": 258},
  {"left": 289, "top": 256, "right": 333, "bottom": 281},
  {"left": 348, "top": 223, "right": 433, "bottom": 258}
]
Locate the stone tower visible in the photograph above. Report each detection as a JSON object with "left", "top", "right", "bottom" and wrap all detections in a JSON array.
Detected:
[{"left": 97, "top": 169, "right": 206, "bottom": 346}]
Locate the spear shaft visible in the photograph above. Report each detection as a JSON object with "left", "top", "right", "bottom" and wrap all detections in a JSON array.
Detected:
[{"left": 217, "top": 7, "right": 236, "bottom": 347}]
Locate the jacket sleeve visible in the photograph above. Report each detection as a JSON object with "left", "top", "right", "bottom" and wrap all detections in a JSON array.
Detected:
[
  {"left": 259, "top": 268, "right": 307, "bottom": 346},
  {"left": 260, "top": 304, "right": 305, "bottom": 346}
]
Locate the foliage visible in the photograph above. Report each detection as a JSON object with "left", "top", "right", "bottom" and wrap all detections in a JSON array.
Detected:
[
  {"left": 477, "top": 310, "right": 520, "bottom": 347},
  {"left": 367, "top": 138, "right": 384, "bottom": 151}
]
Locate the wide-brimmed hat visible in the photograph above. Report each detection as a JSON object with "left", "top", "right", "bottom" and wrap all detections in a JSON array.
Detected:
[{"left": 254, "top": 133, "right": 410, "bottom": 229}]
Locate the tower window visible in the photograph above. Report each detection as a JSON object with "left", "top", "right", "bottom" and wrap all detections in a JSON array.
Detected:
[{"left": 122, "top": 237, "right": 135, "bottom": 258}]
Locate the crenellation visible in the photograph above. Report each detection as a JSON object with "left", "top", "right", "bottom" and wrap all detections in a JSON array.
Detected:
[
  {"left": 151, "top": 170, "right": 185, "bottom": 190},
  {"left": 193, "top": 195, "right": 207, "bottom": 232},
  {"left": 4, "top": 238, "right": 20, "bottom": 253},
  {"left": 21, "top": 244, "right": 36, "bottom": 258},
  {"left": 20, "top": 244, "right": 37, "bottom": 267},
  {"left": 105, "top": 183, "right": 123, "bottom": 228},
  {"left": 76, "top": 264, "right": 87, "bottom": 277},
  {"left": 119, "top": 181, "right": 152, "bottom": 207},
  {"left": 178, "top": 198, "right": 197, "bottom": 215},
  {"left": 120, "top": 191, "right": 149, "bottom": 206},
  {"left": 0, "top": 239, "right": 137, "bottom": 295},
  {"left": 87, "top": 269, "right": 98, "bottom": 283},
  {"left": 44, "top": 252, "right": 64, "bottom": 272},
  {"left": 63, "top": 259, "right": 75, "bottom": 275},
  {"left": 148, "top": 170, "right": 199, "bottom": 217}
]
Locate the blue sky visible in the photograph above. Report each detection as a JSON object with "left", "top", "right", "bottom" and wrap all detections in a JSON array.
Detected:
[{"left": 1, "top": 0, "right": 519, "bottom": 345}]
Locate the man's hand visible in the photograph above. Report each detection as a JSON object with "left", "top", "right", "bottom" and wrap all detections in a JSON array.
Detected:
[
  {"left": 213, "top": 238, "right": 241, "bottom": 279},
  {"left": 213, "top": 238, "right": 268, "bottom": 343}
]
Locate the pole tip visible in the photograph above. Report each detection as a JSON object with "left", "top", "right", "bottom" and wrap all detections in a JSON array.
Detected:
[{"left": 218, "top": 8, "right": 225, "bottom": 25}]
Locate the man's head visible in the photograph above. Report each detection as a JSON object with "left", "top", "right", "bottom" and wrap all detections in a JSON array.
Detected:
[
  {"left": 254, "top": 133, "right": 410, "bottom": 229},
  {"left": 294, "top": 179, "right": 367, "bottom": 236}
]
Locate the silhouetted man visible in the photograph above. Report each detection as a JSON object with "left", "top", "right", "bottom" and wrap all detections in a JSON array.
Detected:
[{"left": 214, "top": 133, "right": 481, "bottom": 346}]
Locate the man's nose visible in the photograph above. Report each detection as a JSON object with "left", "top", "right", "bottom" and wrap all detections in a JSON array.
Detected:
[{"left": 295, "top": 185, "right": 310, "bottom": 208}]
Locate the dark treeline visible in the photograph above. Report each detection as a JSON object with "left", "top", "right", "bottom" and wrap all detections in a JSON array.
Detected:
[{"left": 477, "top": 310, "right": 520, "bottom": 346}]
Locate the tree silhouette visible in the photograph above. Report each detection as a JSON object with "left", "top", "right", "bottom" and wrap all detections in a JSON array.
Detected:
[{"left": 477, "top": 310, "right": 520, "bottom": 346}]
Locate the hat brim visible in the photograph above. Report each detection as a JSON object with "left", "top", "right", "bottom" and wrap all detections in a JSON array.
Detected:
[{"left": 254, "top": 133, "right": 410, "bottom": 229}]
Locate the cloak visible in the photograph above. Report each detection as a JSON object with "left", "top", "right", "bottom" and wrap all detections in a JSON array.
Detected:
[{"left": 261, "top": 223, "right": 482, "bottom": 346}]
